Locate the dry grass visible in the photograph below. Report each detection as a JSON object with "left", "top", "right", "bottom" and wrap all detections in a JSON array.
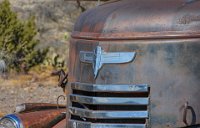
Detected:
[
  {"left": 0, "top": 66, "right": 63, "bottom": 87},
  {"left": 0, "top": 66, "right": 67, "bottom": 115},
  {"left": 0, "top": 112, "right": 5, "bottom": 117}
]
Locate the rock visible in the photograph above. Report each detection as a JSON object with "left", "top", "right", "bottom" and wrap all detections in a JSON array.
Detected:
[{"left": 10, "top": 90, "right": 15, "bottom": 94}]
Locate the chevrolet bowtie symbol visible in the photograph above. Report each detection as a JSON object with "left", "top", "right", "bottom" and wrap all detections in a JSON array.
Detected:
[{"left": 80, "top": 46, "right": 136, "bottom": 78}]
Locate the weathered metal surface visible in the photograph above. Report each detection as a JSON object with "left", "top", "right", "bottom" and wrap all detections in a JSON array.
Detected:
[
  {"left": 15, "top": 103, "right": 65, "bottom": 113},
  {"left": 68, "top": 0, "right": 200, "bottom": 127},
  {"left": 68, "top": 39, "right": 200, "bottom": 128},
  {"left": 72, "top": 0, "right": 200, "bottom": 40},
  {"left": 45, "top": 112, "right": 66, "bottom": 127},
  {"left": 16, "top": 109, "right": 65, "bottom": 128}
]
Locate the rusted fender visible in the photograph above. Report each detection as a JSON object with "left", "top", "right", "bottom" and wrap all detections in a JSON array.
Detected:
[
  {"left": 52, "top": 118, "right": 66, "bottom": 128},
  {"left": 16, "top": 109, "right": 65, "bottom": 128},
  {"left": 15, "top": 103, "right": 65, "bottom": 113}
]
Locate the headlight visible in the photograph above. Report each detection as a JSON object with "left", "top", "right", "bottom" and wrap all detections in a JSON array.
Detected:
[{"left": 0, "top": 114, "right": 23, "bottom": 128}]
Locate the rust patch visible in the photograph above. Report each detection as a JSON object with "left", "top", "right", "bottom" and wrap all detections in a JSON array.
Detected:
[{"left": 17, "top": 109, "right": 65, "bottom": 128}]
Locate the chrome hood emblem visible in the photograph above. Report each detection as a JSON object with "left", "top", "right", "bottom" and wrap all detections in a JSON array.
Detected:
[{"left": 80, "top": 46, "right": 136, "bottom": 78}]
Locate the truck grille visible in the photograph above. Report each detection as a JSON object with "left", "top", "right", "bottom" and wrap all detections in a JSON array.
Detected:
[{"left": 68, "top": 82, "right": 150, "bottom": 128}]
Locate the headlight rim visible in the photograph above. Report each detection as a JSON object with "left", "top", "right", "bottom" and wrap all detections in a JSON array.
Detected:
[{"left": 0, "top": 114, "right": 23, "bottom": 128}]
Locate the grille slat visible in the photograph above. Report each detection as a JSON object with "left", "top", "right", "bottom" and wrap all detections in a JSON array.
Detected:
[
  {"left": 70, "top": 94, "right": 149, "bottom": 105},
  {"left": 69, "top": 107, "right": 148, "bottom": 119},
  {"left": 69, "top": 120, "right": 147, "bottom": 128},
  {"left": 68, "top": 82, "right": 150, "bottom": 128},
  {"left": 71, "top": 82, "right": 149, "bottom": 92}
]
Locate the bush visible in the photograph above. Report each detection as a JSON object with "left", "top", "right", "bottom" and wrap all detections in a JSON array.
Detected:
[{"left": 0, "top": 0, "right": 48, "bottom": 73}]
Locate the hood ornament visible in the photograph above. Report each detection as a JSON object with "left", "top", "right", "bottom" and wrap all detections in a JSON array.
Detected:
[{"left": 80, "top": 46, "right": 136, "bottom": 78}]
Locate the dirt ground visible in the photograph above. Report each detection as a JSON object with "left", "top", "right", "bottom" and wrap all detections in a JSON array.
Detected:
[{"left": 0, "top": 71, "right": 66, "bottom": 117}]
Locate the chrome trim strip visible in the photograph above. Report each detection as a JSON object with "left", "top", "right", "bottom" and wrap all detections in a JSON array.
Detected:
[
  {"left": 71, "top": 82, "right": 149, "bottom": 92},
  {"left": 69, "top": 120, "right": 146, "bottom": 128},
  {"left": 70, "top": 94, "right": 149, "bottom": 105},
  {"left": 69, "top": 107, "right": 148, "bottom": 119}
]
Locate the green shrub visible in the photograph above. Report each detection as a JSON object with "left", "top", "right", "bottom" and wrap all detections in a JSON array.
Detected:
[
  {"left": 0, "top": 0, "right": 48, "bottom": 73},
  {"left": 43, "top": 47, "right": 65, "bottom": 69}
]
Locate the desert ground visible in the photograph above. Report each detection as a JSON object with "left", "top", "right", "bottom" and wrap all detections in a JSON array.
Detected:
[
  {"left": 0, "top": 68, "right": 66, "bottom": 117},
  {"left": 0, "top": 0, "right": 99, "bottom": 117}
]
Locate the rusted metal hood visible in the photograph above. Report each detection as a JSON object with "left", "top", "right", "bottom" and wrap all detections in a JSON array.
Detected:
[
  {"left": 73, "top": 0, "right": 200, "bottom": 40},
  {"left": 68, "top": 0, "right": 200, "bottom": 127}
]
